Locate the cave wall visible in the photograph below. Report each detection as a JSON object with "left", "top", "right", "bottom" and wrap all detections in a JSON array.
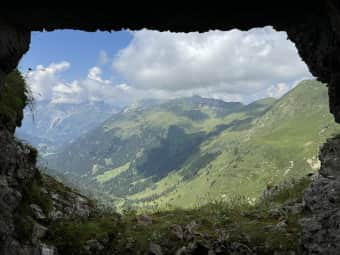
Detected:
[
  {"left": 0, "top": 21, "right": 30, "bottom": 88},
  {"left": 284, "top": 1, "right": 340, "bottom": 122}
]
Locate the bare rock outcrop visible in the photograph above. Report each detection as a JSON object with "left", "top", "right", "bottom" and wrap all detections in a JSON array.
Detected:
[
  {"left": 0, "top": 121, "right": 94, "bottom": 254},
  {"left": 0, "top": 125, "right": 37, "bottom": 255},
  {"left": 301, "top": 136, "right": 340, "bottom": 254}
]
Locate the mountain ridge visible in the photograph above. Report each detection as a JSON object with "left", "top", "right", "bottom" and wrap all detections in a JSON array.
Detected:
[{"left": 41, "top": 79, "right": 340, "bottom": 210}]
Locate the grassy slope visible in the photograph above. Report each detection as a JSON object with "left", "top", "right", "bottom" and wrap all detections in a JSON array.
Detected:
[
  {"left": 48, "top": 80, "right": 340, "bottom": 211},
  {"left": 126, "top": 80, "right": 340, "bottom": 209},
  {"left": 44, "top": 176, "right": 311, "bottom": 255},
  {"left": 48, "top": 97, "right": 252, "bottom": 197}
]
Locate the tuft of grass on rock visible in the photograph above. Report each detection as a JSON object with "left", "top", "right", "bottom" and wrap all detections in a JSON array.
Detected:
[
  {"left": 261, "top": 176, "right": 312, "bottom": 204},
  {"left": 0, "top": 69, "right": 33, "bottom": 131}
]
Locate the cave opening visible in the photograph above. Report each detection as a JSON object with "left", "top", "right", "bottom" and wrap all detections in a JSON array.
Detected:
[
  {"left": 15, "top": 27, "right": 331, "bottom": 212},
  {"left": 2, "top": 4, "right": 340, "bottom": 254}
]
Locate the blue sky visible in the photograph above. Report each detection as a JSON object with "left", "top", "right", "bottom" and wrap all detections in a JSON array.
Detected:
[
  {"left": 20, "top": 30, "right": 132, "bottom": 82},
  {"left": 20, "top": 27, "right": 312, "bottom": 106}
]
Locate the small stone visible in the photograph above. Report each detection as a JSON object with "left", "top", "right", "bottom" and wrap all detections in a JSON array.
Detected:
[
  {"left": 40, "top": 188, "right": 48, "bottom": 194},
  {"left": 137, "top": 214, "right": 152, "bottom": 226},
  {"left": 216, "top": 229, "right": 229, "bottom": 242},
  {"left": 126, "top": 237, "right": 135, "bottom": 249},
  {"left": 269, "top": 208, "right": 282, "bottom": 218},
  {"left": 149, "top": 242, "right": 163, "bottom": 255},
  {"left": 185, "top": 220, "right": 199, "bottom": 234},
  {"left": 170, "top": 224, "right": 183, "bottom": 240},
  {"left": 230, "top": 242, "right": 253, "bottom": 254},
  {"left": 276, "top": 221, "right": 287, "bottom": 229},
  {"left": 30, "top": 204, "right": 46, "bottom": 220},
  {"left": 48, "top": 210, "right": 63, "bottom": 220},
  {"left": 175, "top": 246, "right": 187, "bottom": 255},
  {"left": 285, "top": 204, "right": 303, "bottom": 214},
  {"left": 85, "top": 239, "right": 104, "bottom": 251},
  {"left": 32, "top": 222, "right": 48, "bottom": 241},
  {"left": 40, "top": 243, "right": 57, "bottom": 255}
]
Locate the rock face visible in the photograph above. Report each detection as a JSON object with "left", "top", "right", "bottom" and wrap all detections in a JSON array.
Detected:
[
  {"left": 0, "top": 119, "right": 93, "bottom": 254},
  {"left": 284, "top": 1, "right": 340, "bottom": 123},
  {"left": 0, "top": 21, "right": 30, "bottom": 88},
  {"left": 0, "top": 124, "right": 37, "bottom": 255},
  {"left": 301, "top": 136, "right": 340, "bottom": 254},
  {"left": 47, "top": 186, "right": 92, "bottom": 220}
]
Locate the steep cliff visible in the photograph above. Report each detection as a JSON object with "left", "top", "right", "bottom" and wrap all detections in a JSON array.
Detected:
[
  {"left": 301, "top": 136, "right": 340, "bottom": 254},
  {"left": 0, "top": 71, "right": 94, "bottom": 255}
]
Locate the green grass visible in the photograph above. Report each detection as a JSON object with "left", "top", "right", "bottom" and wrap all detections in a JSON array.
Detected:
[
  {"left": 46, "top": 213, "right": 119, "bottom": 254},
  {"left": 0, "top": 69, "right": 32, "bottom": 131},
  {"left": 14, "top": 171, "right": 53, "bottom": 242},
  {"left": 121, "top": 80, "right": 339, "bottom": 210},
  {"left": 20, "top": 172, "right": 54, "bottom": 216},
  {"left": 261, "top": 176, "right": 312, "bottom": 204},
  {"left": 44, "top": 176, "right": 309, "bottom": 254},
  {"left": 49, "top": 79, "right": 340, "bottom": 212},
  {"left": 96, "top": 162, "right": 130, "bottom": 184},
  {"left": 14, "top": 169, "right": 97, "bottom": 243}
]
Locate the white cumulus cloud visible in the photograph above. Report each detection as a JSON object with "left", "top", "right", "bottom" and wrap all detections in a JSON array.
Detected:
[
  {"left": 25, "top": 27, "right": 313, "bottom": 107},
  {"left": 25, "top": 62, "right": 133, "bottom": 106},
  {"left": 266, "top": 83, "right": 290, "bottom": 98},
  {"left": 25, "top": 61, "right": 71, "bottom": 101},
  {"left": 113, "top": 27, "right": 312, "bottom": 101}
]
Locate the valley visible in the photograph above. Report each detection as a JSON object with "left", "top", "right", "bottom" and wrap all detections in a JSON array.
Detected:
[{"left": 22, "top": 79, "right": 340, "bottom": 210}]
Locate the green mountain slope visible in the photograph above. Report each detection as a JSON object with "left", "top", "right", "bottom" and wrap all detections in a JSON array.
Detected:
[
  {"left": 139, "top": 80, "right": 336, "bottom": 209},
  {"left": 47, "top": 80, "right": 340, "bottom": 210},
  {"left": 47, "top": 96, "right": 250, "bottom": 197}
]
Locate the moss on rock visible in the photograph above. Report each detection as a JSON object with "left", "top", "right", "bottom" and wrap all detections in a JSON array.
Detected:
[{"left": 0, "top": 69, "right": 32, "bottom": 132}]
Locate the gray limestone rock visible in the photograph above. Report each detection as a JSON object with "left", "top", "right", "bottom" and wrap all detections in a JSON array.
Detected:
[
  {"left": 149, "top": 242, "right": 163, "bottom": 255},
  {"left": 301, "top": 136, "right": 340, "bottom": 254},
  {"left": 30, "top": 204, "right": 46, "bottom": 221}
]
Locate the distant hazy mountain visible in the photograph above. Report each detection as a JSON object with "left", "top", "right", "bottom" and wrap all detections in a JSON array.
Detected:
[
  {"left": 16, "top": 101, "right": 120, "bottom": 155},
  {"left": 44, "top": 80, "right": 340, "bottom": 210}
]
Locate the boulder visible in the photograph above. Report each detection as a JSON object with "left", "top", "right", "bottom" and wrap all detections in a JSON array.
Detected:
[
  {"left": 32, "top": 222, "right": 48, "bottom": 242},
  {"left": 30, "top": 204, "right": 46, "bottom": 220},
  {"left": 85, "top": 239, "right": 104, "bottom": 252},
  {"left": 170, "top": 224, "right": 184, "bottom": 240},
  {"left": 137, "top": 214, "right": 152, "bottom": 226},
  {"left": 40, "top": 243, "right": 57, "bottom": 255},
  {"left": 149, "top": 242, "right": 163, "bottom": 255}
]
